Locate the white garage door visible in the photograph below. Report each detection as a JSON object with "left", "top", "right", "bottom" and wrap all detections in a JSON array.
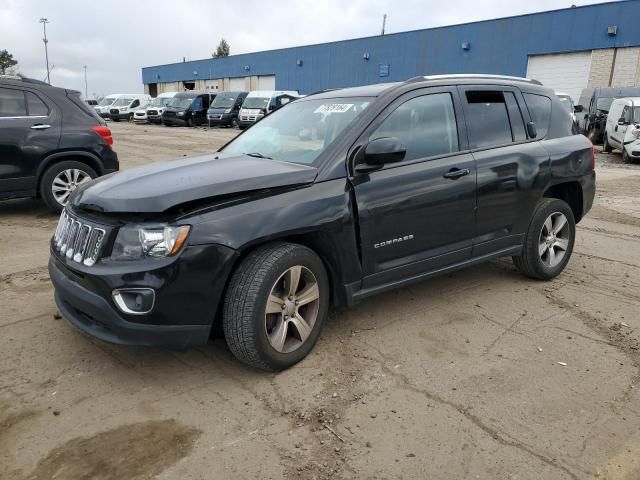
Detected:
[
  {"left": 229, "top": 77, "right": 246, "bottom": 91},
  {"left": 257, "top": 75, "right": 276, "bottom": 90},
  {"left": 526, "top": 52, "right": 592, "bottom": 103}
]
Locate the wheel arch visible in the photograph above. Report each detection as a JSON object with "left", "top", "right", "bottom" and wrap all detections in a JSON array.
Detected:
[
  {"left": 36, "top": 151, "right": 104, "bottom": 196},
  {"left": 543, "top": 181, "right": 584, "bottom": 222}
]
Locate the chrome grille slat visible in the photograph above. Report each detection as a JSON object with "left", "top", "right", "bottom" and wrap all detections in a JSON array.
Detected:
[{"left": 52, "top": 210, "right": 107, "bottom": 267}]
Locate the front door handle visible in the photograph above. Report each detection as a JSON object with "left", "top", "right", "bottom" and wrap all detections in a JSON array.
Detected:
[
  {"left": 443, "top": 168, "right": 470, "bottom": 179},
  {"left": 30, "top": 124, "right": 51, "bottom": 130}
]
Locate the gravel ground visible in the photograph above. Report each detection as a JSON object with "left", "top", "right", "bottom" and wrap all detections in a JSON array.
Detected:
[{"left": 1, "top": 123, "right": 640, "bottom": 480}]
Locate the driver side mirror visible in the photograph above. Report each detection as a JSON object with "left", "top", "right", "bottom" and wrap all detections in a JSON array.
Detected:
[
  {"left": 618, "top": 117, "right": 627, "bottom": 126},
  {"left": 573, "top": 105, "right": 583, "bottom": 113},
  {"left": 526, "top": 121, "right": 537, "bottom": 139},
  {"left": 355, "top": 137, "right": 406, "bottom": 174}
]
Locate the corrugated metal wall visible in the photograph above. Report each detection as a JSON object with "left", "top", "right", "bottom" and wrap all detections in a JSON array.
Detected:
[{"left": 141, "top": 0, "right": 640, "bottom": 94}]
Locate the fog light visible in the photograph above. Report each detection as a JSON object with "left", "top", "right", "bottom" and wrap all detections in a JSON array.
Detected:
[{"left": 112, "top": 288, "right": 155, "bottom": 315}]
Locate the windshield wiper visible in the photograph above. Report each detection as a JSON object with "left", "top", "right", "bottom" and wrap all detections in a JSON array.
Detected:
[{"left": 246, "top": 152, "right": 273, "bottom": 160}]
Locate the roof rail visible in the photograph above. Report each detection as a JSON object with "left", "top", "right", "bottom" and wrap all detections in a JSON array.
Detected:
[
  {"left": 405, "top": 74, "right": 543, "bottom": 86},
  {"left": 0, "top": 74, "right": 49, "bottom": 85}
]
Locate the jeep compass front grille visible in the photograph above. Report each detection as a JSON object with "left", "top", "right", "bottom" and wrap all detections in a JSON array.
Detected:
[{"left": 53, "top": 210, "right": 107, "bottom": 266}]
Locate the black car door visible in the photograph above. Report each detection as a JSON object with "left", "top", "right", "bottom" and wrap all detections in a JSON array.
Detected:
[
  {"left": 458, "top": 86, "right": 550, "bottom": 256},
  {"left": 351, "top": 87, "right": 477, "bottom": 290},
  {"left": 0, "top": 86, "right": 60, "bottom": 195}
]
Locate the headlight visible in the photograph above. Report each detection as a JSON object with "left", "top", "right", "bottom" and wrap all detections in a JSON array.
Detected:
[
  {"left": 111, "top": 224, "right": 190, "bottom": 260},
  {"left": 224, "top": 109, "right": 232, "bottom": 113},
  {"left": 177, "top": 111, "right": 185, "bottom": 116},
  {"left": 121, "top": 107, "right": 128, "bottom": 112}
]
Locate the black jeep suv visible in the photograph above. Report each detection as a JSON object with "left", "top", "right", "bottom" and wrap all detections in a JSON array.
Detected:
[
  {"left": 0, "top": 76, "right": 118, "bottom": 212},
  {"left": 49, "top": 75, "right": 595, "bottom": 371}
]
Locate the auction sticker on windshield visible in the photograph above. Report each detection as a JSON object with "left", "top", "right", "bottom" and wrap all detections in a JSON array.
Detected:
[{"left": 314, "top": 103, "right": 354, "bottom": 114}]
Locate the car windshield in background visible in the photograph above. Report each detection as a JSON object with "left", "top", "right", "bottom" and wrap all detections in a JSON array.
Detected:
[
  {"left": 596, "top": 97, "right": 614, "bottom": 112},
  {"left": 632, "top": 106, "right": 640, "bottom": 122},
  {"left": 557, "top": 95, "right": 573, "bottom": 115},
  {"left": 168, "top": 97, "right": 194, "bottom": 108},
  {"left": 98, "top": 97, "right": 115, "bottom": 106},
  {"left": 149, "top": 98, "right": 164, "bottom": 107},
  {"left": 222, "top": 97, "right": 372, "bottom": 165},
  {"left": 212, "top": 95, "right": 236, "bottom": 108},
  {"left": 243, "top": 97, "right": 270, "bottom": 109},
  {"left": 113, "top": 97, "right": 134, "bottom": 107}
]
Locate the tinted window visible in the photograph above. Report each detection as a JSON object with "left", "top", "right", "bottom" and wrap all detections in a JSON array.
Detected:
[
  {"left": 26, "top": 92, "right": 49, "bottom": 116},
  {"left": 371, "top": 93, "right": 459, "bottom": 161},
  {"left": 504, "top": 92, "right": 526, "bottom": 141},
  {"left": 523, "top": 93, "right": 552, "bottom": 138},
  {"left": 0, "top": 87, "right": 26, "bottom": 117},
  {"left": 465, "top": 91, "right": 512, "bottom": 148}
]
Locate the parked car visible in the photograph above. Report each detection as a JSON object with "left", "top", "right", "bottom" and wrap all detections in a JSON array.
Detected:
[
  {"left": 0, "top": 75, "right": 118, "bottom": 212},
  {"left": 49, "top": 74, "right": 595, "bottom": 370},
  {"left": 145, "top": 92, "right": 179, "bottom": 124},
  {"left": 162, "top": 91, "right": 214, "bottom": 127},
  {"left": 109, "top": 94, "right": 151, "bottom": 122},
  {"left": 94, "top": 94, "right": 119, "bottom": 118},
  {"left": 238, "top": 90, "right": 299, "bottom": 129},
  {"left": 575, "top": 86, "right": 640, "bottom": 143},
  {"left": 555, "top": 92, "right": 577, "bottom": 125},
  {"left": 132, "top": 106, "right": 148, "bottom": 123},
  {"left": 206, "top": 91, "right": 248, "bottom": 127},
  {"left": 603, "top": 97, "right": 640, "bottom": 162}
]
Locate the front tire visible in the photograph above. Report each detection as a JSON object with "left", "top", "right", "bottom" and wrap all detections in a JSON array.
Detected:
[
  {"left": 40, "top": 161, "right": 97, "bottom": 213},
  {"left": 223, "top": 243, "right": 329, "bottom": 371},
  {"left": 512, "top": 198, "right": 575, "bottom": 280},
  {"left": 603, "top": 134, "right": 613, "bottom": 153}
]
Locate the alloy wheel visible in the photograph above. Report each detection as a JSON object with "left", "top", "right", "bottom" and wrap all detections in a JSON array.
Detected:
[
  {"left": 538, "top": 212, "right": 570, "bottom": 268},
  {"left": 51, "top": 169, "right": 91, "bottom": 205},
  {"left": 264, "top": 265, "right": 320, "bottom": 353}
]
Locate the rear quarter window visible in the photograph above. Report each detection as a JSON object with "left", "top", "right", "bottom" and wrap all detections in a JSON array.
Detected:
[
  {"left": 67, "top": 92, "right": 105, "bottom": 123},
  {"left": 523, "top": 93, "right": 552, "bottom": 138}
]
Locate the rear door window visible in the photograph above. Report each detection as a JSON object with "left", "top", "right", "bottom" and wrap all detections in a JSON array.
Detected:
[
  {"left": 370, "top": 92, "right": 459, "bottom": 161},
  {"left": 0, "top": 87, "right": 27, "bottom": 117},
  {"left": 26, "top": 92, "right": 49, "bottom": 116},
  {"left": 523, "top": 93, "right": 552, "bottom": 138},
  {"left": 464, "top": 91, "right": 513, "bottom": 148}
]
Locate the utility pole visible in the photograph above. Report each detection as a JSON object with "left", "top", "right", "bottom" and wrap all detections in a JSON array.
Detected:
[
  {"left": 381, "top": 13, "right": 387, "bottom": 35},
  {"left": 39, "top": 18, "right": 50, "bottom": 84},
  {"left": 83, "top": 65, "right": 88, "bottom": 98}
]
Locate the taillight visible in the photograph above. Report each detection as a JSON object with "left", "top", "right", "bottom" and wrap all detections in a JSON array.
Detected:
[{"left": 91, "top": 125, "right": 113, "bottom": 146}]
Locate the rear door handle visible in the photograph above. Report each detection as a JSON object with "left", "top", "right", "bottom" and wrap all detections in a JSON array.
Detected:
[
  {"left": 30, "top": 124, "right": 51, "bottom": 130},
  {"left": 443, "top": 168, "right": 470, "bottom": 179}
]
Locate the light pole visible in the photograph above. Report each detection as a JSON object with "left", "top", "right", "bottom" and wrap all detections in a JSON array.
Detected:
[
  {"left": 83, "top": 65, "right": 88, "bottom": 98},
  {"left": 39, "top": 18, "right": 50, "bottom": 84}
]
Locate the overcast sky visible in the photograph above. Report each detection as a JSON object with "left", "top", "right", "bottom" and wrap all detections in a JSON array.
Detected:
[{"left": 1, "top": 0, "right": 613, "bottom": 97}]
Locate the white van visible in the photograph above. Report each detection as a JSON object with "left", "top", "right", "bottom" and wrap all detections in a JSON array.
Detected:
[
  {"left": 94, "top": 94, "right": 119, "bottom": 118},
  {"left": 238, "top": 90, "right": 299, "bottom": 129},
  {"left": 141, "top": 92, "right": 179, "bottom": 124},
  {"left": 107, "top": 94, "right": 151, "bottom": 122},
  {"left": 603, "top": 97, "right": 640, "bottom": 162}
]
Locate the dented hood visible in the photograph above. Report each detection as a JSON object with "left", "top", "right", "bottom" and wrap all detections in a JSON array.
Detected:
[{"left": 71, "top": 153, "right": 318, "bottom": 213}]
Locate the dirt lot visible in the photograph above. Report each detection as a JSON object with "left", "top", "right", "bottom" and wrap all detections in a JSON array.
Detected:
[{"left": 2, "top": 122, "right": 640, "bottom": 480}]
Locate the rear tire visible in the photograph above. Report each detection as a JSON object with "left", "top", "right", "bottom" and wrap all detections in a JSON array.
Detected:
[
  {"left": 512, "top": 198, "right": 575, "bottom": 280},
  {"left": 223, "top": 243, "right": 329, "bottom": 371},
  {"left": 40, "top": 161, "right": 97, "bottom": 213},
  {"left": 603, "top": 134, "right": 613, "bottom": 153}
]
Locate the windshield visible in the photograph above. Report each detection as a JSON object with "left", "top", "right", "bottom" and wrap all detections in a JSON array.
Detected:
[
  {"left": 212, "top": 95, "right": 236, "bottom": 108},
  {"left": 113, "top": 97, "right": 134, "bottom": 107},
  {"left": 168, "top": 97, "right": 195, "bottom": 108},
  {"left": 243, "top": 97, "right": 270, "bottom": 109},
  {"left": 148, "top": 97, "right": 164, "bottom": 107},
  {"left": 557, "top": 95, "right": 573, "bottom": 115},
  {"left": 223, "top": 97, "right": 373, "bottom": 165},
  {"left": 596, "top": 97, "right": 614, "bottom": 112},
  {"left": 98, "top": 97, "right": 116, "bottom": 106}
]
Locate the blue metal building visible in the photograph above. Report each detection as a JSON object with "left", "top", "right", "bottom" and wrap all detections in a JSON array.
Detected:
[{"left": 142, "top": 1, "right": 640, "bottom": 97}]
